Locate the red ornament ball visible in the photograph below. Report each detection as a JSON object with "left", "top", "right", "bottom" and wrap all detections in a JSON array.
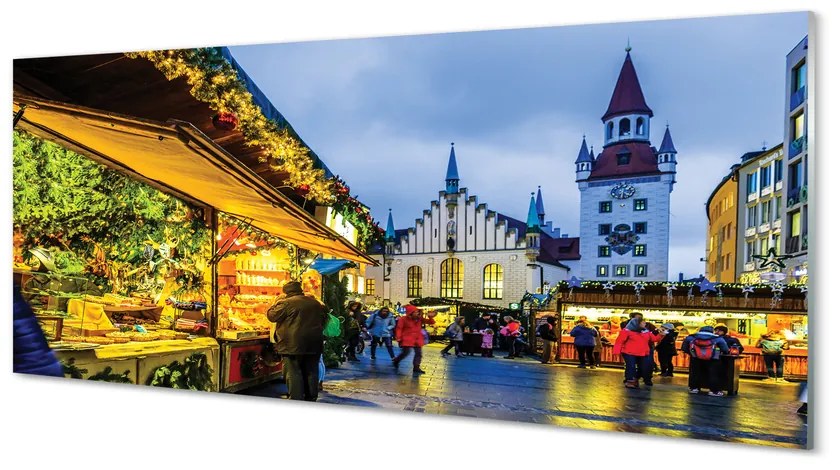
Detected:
[
  {"left": 212, "top": 112, "right": 239, "bottom": 131},
  {"left": 295, "top": 184, "right": 311, "bottom": 196}
]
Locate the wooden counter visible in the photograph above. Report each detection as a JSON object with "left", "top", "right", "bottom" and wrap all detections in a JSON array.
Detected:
[{"left": 541, "top": 336, "right": 808, "bottom": 378}]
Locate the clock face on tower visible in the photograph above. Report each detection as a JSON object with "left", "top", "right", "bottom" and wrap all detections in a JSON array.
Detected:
[{"left": 610, "top": 182, "right": 636, "bottom": 199}]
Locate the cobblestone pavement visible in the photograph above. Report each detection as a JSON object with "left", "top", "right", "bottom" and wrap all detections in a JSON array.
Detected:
[{"left": 241, "top": 343, "right": 808, "bottom": 448}]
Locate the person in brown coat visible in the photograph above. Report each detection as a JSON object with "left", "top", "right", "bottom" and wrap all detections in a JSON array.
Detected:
[{"left": 267, "top": 281, "right": 328, "bottom": 401}]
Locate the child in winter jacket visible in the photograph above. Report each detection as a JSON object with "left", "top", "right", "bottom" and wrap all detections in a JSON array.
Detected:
[
  {"left": 481, "top": 328, "right": 495, "bottom": 357},
  {"left": 613, "top": 317, "right": 662, "bottom": 388}
]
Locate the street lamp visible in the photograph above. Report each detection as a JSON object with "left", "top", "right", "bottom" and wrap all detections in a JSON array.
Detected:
[{"left": 526, "top": 263, "right": 544, "bottom": 294}]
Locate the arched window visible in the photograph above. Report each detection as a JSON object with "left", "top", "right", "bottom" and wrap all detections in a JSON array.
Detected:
[
  {"left": 440, "top": 258, "right": 463, "bottom": 298},
  {"left": 636, "top": 117, "right": 645, "bottom": 135},
  {"left": 483, "top": 264, "right": 503, "bottom": 299},
  {"left": 607, "top": 121, "right": 615, "bottom": 139},
  {"left": 407, "top": 266, "right": 423, "bottom": 298},
  {"left": 619, "top": 118, "right": 631, "bottom": 137}
]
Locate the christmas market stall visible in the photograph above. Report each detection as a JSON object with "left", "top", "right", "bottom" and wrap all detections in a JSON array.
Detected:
[
  {"left": 527, "top": 279, "right": 808, "bottom": 379},
  {"left": 14, "top": 47, "right": 381, "bottom": 392}
]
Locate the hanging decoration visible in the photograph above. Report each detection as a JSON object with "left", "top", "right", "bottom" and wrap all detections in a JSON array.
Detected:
[
  {"left": 716, "top": 285, "right": 725, "bottom": 304},
  {"left": 752, "top": 247, "right": 793, "bottom": 271},
  {"left": 741, "top": 284, "right": 755, "bottom": 307},
  {"left": 698, "top": 278, "right": 717, "bottom": 305},
  {"left": 664, "top": 283, "right": 677, "bottom": 306},
  {"left": 212, "top": 112, "right": 239, "bottom": 131},
  {"left": 602, "top": 281, "right": 615, "bottom": 299},
  {"left": 686, "top": 284, "right": 695, "bottom": 303},
  {"left": 798, "top": 284, "right": 808, "bottom": 309},
  {"left": 567, "top": 276, "right": 582, "bottom": 300},
  {"left": 770, "top": 282, "right": 785, "bottom": 310},
  {"left": 633, "top": 281, "right": 644, "bottom": 304}
]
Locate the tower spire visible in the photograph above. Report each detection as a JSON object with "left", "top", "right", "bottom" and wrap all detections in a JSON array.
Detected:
[
  {"left": 526, "top": 192, "right": 540, "bottom": 232},
  {"left": 385, "top": 209, "right": 396, "bottom": 242},
  {"left": 445, "top": 142, "right": 459, "bottom": 194},
  {"left": 535, "top": 186, "right": 546, "bottom": 226},
  {"left": 602, "top": 50, "right": 653, "bottom": 122}
]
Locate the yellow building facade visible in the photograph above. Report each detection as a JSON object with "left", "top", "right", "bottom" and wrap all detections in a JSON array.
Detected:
[{"left": 705, "top": 169, "right": 739, "bottom": 283}]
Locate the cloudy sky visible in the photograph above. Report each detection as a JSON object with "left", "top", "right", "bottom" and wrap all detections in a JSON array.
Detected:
[{"left": 229, "top": 11, "right": 807, "bottom": 279}]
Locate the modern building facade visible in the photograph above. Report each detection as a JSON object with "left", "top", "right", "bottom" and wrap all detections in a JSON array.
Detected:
[
  {"left": 781, "top": 36, "right": 809, "bottom": 284},
  {"left": 705, "top": 164, "right": 740, "bottom": 283},
  {"left": 576, "top": 47, "right": 676, "bottom": 281},
  {"left": 734, "top": 145, "right": 785, "bottom": 284},
  {"left": 365, "top": 144, "right": 580, "bottom": 308}
]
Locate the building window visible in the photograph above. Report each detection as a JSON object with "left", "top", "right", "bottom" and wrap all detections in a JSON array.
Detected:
[
  {"left": 746, "top": 172, "right": 757, "bottom": 195},
  {"left": 760, "top": 166, "right": 771, "bottom": 189},
  {"left": 614, "top": 265, "right": 629, "bottom": 277},
  {"left": 598, "top": 246, "right": 611, "bottom": 257},
  {"left": 727, "top": 223, "right": 732, "bottom": 240},
  {"left": 636, "top": 117, "right": 645, "bottom": 135},
  {"left": 794, "top": 61, "right": 807, "bottom": 91},
  {"left": 789, "top": 161, "right": 802, "bottom": 189},
  {"left": 482, "top": 264, "right": 503, "bottom": 299},
  {"left": 747, "top": 205, "right": 757, "bottom": 228},
  {"left": 365, "top": 279, "right": 376, "bottom": 296},
  {"left": 633, "top": 199, "right": 647, "bottom": 211},
  {"left": 790, "top": 211, "right": 801, "bottom": 237},
  {"left": 634, "top": 222, "right": 647, "bottom": 234},
  {"left": 599, "top": 224, "right": 612, "bottom": 236},
  {"left": 725, "top": 254, "right": 731, "bottom": 271},
  {"left": 407, "top": 266, "right": 423, "bottom": 298},
  {"left": 635, "top": 265, "right": 648, "bottom": 277},
  {"left": 775, "top": 235, "right": 782, "bottom": 254},
  {"left": 775, "top": 196, "right": 782, "bottom": 220},
  {"left": 596, "top": 265, "right": 609, "bottom": 277},
  {"left": 599, "top": 201, "right": 612, "bottom": 213},
  {"left": 633, "top": 244, "right": 647, "bottom": 257},
  {"left": 619, "top": 118, "right": 631, "bottom": 137},
  {"left": 747, "top": 240, "right": 756, "bottom": 260},
  {"left": 774, "top": 160, "right": 784, "bottom": 183},
  {"left": 793, "top": 113, "right": 805, "bottom": 140},
  {"left": 617, "top": 153, "right": 631, "bottom": 165},
  {"left": 440, "top": 258, "right": 464, "bottom": 298},
  {"left": 607, "top": 121, "right": 615, "bottom": 139},
  {"left": 761, "top": 201, "right": 771, "bottom": 224},
  {"left": 760, "top": 237, "right": 769, "bottom": 256}
]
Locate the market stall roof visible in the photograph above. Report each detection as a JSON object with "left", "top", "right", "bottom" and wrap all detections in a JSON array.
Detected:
[
  {"left": 310, "top": 258, "right": 355, "bottom": 275},
  {"left": 13, "top": 95, "right": 376, "bottom": 266}
]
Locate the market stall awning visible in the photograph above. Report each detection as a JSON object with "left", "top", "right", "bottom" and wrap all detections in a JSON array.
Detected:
[
  {"left": 13, "top": 96, "right": 376, "bottom": 266},
  {"left": 310, "top": 258, "right": 355, "bottom": 275}
]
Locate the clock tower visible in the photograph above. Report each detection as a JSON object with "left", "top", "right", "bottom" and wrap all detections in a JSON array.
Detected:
[{"left": 576, "top": 47, "right": 677, "bottom": 281}]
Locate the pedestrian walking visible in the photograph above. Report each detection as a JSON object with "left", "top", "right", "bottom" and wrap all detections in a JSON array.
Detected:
[
  {"left": 267, "top": 281, "right": 328, "bottom": 401},
  {"left": 645, "top": 321, "right": 660, "bottom": 373},
  {"left": 480, "top": 328, "right": 495, "bottom": 357},
  {"left": 612, "top": 317, "right": 662, "bottom": 388},
  {"left": 756, "top": 330, "right": 790, "bottom": 382},
  {"left": 13, "top": 280, "right": 64, "bottom": 378},
  {"left": 655, "top": 323, "right": 679, "bottom": 377},
  {"left": 570, "top": 320, "right": 598, "bottom": 369},
  {"left": 393, "top": 305, "right": 436, "bottom": 374},
  {"left": 343, "top": 301, "right": 364, "bottom": 362},
  {"left": 592, "top": 325, "right": 605, "bottom": 367},
  {"left": 501, "top": 316, "right": 523, "bottom": 359},
  {"left": 366, "top": 307, "right": 397, "bottom": 360},
  {"left": 681, "top": 326, "right": 730, "bottom": 396},
  {"left": 441, "top": 316, "right": 466, "bottom": 357},
  {"left": 537, "top": 317, "right": 559, "bottom": 364}
]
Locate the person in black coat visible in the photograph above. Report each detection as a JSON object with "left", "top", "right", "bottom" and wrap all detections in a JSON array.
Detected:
[
  {"left": 267, "top": 281, "right": 328, "bottom": 401},
  {"left": 13, "top": 281, "right": 64, "bottom": 378},
  {"left": 655, "top": 323, "right": 679, "bottom": 377}
]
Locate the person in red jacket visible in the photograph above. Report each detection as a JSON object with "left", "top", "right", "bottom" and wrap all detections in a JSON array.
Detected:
[
  {"left": 393, "top": 305, "right": 436, "bottom": 374},
  {"left": 613, "top": 317, "right": 662, "bottom": 388}
]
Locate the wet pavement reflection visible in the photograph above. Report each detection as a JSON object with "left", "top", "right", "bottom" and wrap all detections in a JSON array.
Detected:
[{"left": 241, "top": 343, "right": 807, "bottom": 448}]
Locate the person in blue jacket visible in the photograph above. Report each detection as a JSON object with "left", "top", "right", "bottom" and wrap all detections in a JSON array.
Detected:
[
  {"left": 570, "top": 320, "right": 598, "bottom": 369},
  {"left": 13, "top": 281, "right": 64, "bottom": 378},
  {"left": 365, "top": 306, "right": 397, "bottom": 360}
]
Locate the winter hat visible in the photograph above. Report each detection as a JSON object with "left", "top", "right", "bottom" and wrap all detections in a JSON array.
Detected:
[
  {"left": 403, "top": 305, "right": 419, "bottom": 315},
  {"left": 283, "top": 281, "right": 303, "bottom": 295},
  {"left": 698, "top": 326, "right": 715, "bottom": 334},
  {"left": 662, "top": 323, "right": 675, "bottom": 330},
  {"left": 626, "top": 318, "right": 643, "bottom": 332}
]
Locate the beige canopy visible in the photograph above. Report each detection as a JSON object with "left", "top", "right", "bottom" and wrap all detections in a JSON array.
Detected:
[{"left": 13, "top": 95, "right": 376, "bottom": 265}]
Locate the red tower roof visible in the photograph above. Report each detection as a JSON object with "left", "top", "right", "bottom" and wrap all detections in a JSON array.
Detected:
[
  {"left": 588, "top": 142, "right": 661, "bottom": 180},
  {"left": 601, "top": 52, "right": 653, "bottom": 122}
]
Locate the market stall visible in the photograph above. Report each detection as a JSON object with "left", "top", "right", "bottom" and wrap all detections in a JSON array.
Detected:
[{"left": 530, "top": 281, "right": 808, "bottom": 379}]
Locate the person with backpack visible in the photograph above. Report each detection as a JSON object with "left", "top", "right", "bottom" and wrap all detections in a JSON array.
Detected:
[
  {"left": 655, "top": 323, "right": 679, "bottom": 377},
  {"left": 681, "top": 326, "right": 730, "bottom": 396},
  {"left": 570, "top": 320, "right": 598, "bottom": 369},
  {"left": 613, "top": 317, "right": 662, "bottom": 388},
  {"left": 713, "top": 325, "right": 744, "bottom": 355},
  {"left": 538, "top": 317, "right": 559, "bottom": 364},
  {"left": 441, "top": 316, "right": 466, "bottom": 357},
  {"left": 366, "top": 307, "right": 396, "bottom": 360},
  {"left": 756, "top": 330, "right": 790, "bottom": 382}
]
